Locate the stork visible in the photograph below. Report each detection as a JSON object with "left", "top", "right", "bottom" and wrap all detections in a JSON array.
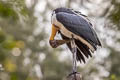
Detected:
[{"left": 49, "top": 7, "right": 101, "bottom": 63}]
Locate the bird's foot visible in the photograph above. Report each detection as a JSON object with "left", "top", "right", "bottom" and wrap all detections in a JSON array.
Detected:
[
  {"left": 49, "top": 39, "right": 70, "bottom": 48},
  {"left": 67, "top": 71, "right": 78, "bottom": 77},
  {"left": 67, "top": 72, "right": 82, "bottom": 80},
  {"left": 49, "top": 40, "right": 58, "bottom": 48}
]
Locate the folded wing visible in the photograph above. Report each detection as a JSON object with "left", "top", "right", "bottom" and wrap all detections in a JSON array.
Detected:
[{"left": 56, "top": 12, "right": 101, "bottom": 50}]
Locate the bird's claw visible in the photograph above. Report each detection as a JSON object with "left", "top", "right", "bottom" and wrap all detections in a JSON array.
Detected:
[
  {"left": 49, "top": 39, "right": 71, "bottom": 48},
  {"left": 67, "top": 71, "right": 77, "bottom": 77},
  {"left": 49, "top": 40, "right": 59, "bottom": 48}
]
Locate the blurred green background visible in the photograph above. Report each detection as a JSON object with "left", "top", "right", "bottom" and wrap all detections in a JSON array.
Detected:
[{"left": 0, "top": 0, "right": 120, "bottom": 80}]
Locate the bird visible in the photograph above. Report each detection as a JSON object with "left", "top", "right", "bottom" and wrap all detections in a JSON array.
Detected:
[{"left": 49, "top": 7, "right": 102, "bottom": 63}]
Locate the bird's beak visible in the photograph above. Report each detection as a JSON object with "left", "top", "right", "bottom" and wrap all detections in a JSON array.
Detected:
[
  {"left": 49, "top": 24, "right": 59, "bottom": 41},
  {"left": 49, "top": 24, "right": 59, "bottom": 48}
]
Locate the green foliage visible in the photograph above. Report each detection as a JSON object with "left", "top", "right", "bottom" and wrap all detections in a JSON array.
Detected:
[
  {"left": 110, "top": 74, "right": 120, "bottom": 80},
  {"left": 0, "top": 29, "right": 5, "bottom": 43},
  {"left": 10, "top": 73, "right": 18, "bottom": 80},
  {"left": 108, "top": 0, "right": 120, "bottom": 29},
  {"left": 0, "top": 1, "right": 18, "bottom": 20},
  {"left": 108, "top": 48, "right": 120, "bottom": 77},
  {"left": 20, "top": 8, "right": 29, "bottom": 16},
  {"left": 2, "top": 38, "right": 16, "bottom": 49}
]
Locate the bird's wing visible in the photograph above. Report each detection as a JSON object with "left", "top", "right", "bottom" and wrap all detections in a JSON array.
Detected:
[
  {"left": 60, "top": 32, "right": 92, "bottom": 63},
  {"left": 56, "top": 12, "right": 101, "bottom": 49},
  {"left": 60, "top": 33, "right": 85, "bottom": 63}
]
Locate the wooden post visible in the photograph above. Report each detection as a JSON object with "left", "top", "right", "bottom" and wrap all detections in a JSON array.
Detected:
[{"left": 67, "top": 72, "right": 82, "bottom": 80}]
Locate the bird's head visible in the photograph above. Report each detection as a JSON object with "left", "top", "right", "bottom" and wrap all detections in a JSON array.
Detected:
[
  {"left": 52, "top": 7, "right": 74, "bottom": 14},
  {"left": 51, "top": 7, "right": 74, "bottom": 19},
  {"left": 50, "top": 8, "right": 74, "bottom": 48}
]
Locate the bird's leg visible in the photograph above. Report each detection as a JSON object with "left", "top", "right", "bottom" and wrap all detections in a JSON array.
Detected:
[
  {"left": 67, "top": 37, "right": 78, "bottom": 79},
  {"left": 71, "top": 37, "right": 77, "bottom": 75}
]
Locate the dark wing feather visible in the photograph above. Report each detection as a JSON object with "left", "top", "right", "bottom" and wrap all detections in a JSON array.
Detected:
[
  {"left": 60, "top": 33, "right": 87, "bottom": 63},
  {"left": 75, "top": 40, "right": 92, "bottom": 58},
  {"left": 56, "top": 12, "right": 101, "bottom": 48}
]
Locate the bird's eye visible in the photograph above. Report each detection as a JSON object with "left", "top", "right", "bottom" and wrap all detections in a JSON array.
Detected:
[{"left": 52, "top": 11, "right": 55, "bottom": 16}]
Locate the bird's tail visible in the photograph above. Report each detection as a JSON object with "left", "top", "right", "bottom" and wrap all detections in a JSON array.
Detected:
[
  {"left": 60, "top": 33, "right": 93, "bottom": 63},
  {"left": 75, "top": 40, "right": 93, "bottom": 63}
]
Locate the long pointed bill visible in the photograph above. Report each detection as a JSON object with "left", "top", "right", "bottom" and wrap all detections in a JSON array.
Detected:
[
  {"left": 49, "top": 24, "right": 71, "bottom": 48},
  {"left": 49, "top": 24, "right": 59, "bottom": 40},
  {"left": 49, "top": 24, "right": 59, "bottom": 48}
]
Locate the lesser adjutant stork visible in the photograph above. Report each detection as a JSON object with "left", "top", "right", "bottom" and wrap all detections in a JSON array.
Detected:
[{"left": 49, "top": 7, "right": 101, "bottom": 63}]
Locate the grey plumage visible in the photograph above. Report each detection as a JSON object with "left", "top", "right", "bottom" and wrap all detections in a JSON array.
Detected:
[
  {"left": 52, "top": 7, "right": 101, "bottom": 63},
  {"left": 56, "top": 12, "right": 101, "bottom": 48}
]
